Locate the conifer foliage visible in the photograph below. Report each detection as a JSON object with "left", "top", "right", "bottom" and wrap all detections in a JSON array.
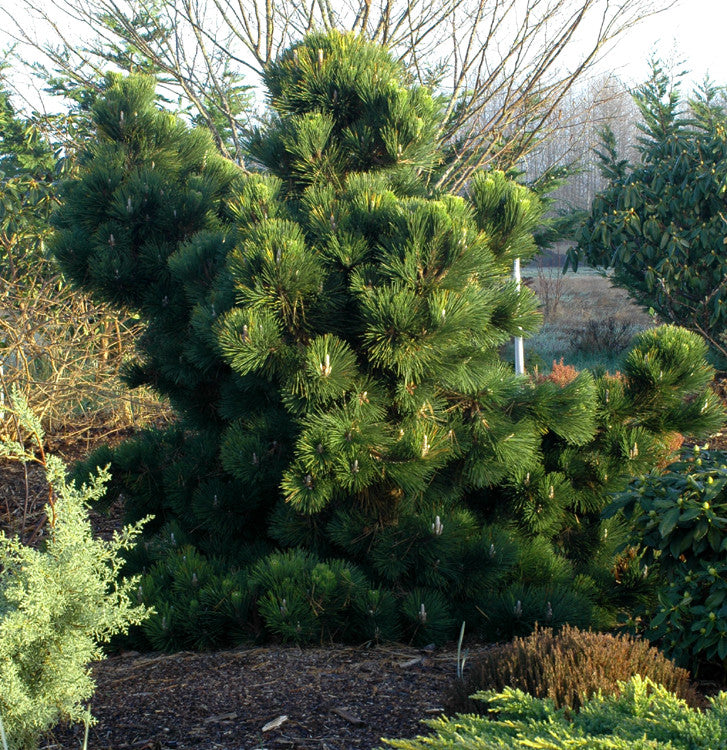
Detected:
[
  {"left": 54, "top": 32, "right": 723, "bottom": 648},
  {"left": 0, "top": 391, "right": 149, "bottom": 750}
]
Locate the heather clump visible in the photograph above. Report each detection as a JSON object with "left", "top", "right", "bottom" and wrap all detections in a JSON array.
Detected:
[{"left": 447, "top": 624, "right": 699, "bottom": 713}]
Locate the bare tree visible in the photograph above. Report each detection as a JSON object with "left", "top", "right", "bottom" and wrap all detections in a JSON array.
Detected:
[
  {"left": 2, "top": 0, "right": 674, "bottom": 186},
  {"left": 524, "top": 74, "right": 641, "bottom": 211}
]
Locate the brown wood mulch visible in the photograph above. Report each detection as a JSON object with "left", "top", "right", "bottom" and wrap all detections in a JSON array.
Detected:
[
  {"left": 44, "top": 643, "right": 472, "bottom": 750},
  {"left": 0, "top": 456, "right": 473, "bottom": 750}
]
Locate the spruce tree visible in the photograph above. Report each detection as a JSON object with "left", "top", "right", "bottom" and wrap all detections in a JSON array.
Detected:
[{"left": 54, "top": 32, "right": 724, "bottom": 648}]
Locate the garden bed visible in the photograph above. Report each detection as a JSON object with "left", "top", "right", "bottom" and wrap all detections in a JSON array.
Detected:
[
  {"left": 0, "top": 432, "right": 474, "bottom": 750},
  {"left": 45, "top": 642, "right": 473, "bottom": 750},
  {"left": 3, "top": 383, "right": 727, "bottom": 750}
]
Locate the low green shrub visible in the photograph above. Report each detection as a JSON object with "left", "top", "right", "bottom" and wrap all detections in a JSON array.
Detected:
[
  {"left": 447, "top": 625, "right": 698, "bottom": 713},
  {"left": 384, "top": 676, "right": 721, "bottom": 750},
  {"left": 131, "top": 545, "right": 406, "bottom": 648},
  {"left": 0, "top": 391, "right": 150, "bottom": 750},
  {"left": 607, "top": 446, "right": 727, "bottom": 673},
  {"left": 250, "top": 549, "right": 372, "bottom": 644},
  {"left": 137, "top": 545, "right": 252, "bottom": 652},
  {"left": 121, "top": 527, "right": 604, "bottom": 649},
  {"left": 476, "top": 583, "right": 594, "bottom": 642}
]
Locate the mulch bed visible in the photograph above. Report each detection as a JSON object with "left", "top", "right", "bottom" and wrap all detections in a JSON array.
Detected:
[{"left": 45, "top": 643, "right": 474, "bottom": 750}]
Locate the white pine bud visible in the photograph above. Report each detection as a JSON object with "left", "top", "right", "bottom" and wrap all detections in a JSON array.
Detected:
[{"left": 421, "top": 434, "right": 430, "bottom": 457}]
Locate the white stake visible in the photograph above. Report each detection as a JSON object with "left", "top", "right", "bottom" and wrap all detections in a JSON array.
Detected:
[{"left": 513, "top": 258, "right": 525, "bottom": 375}]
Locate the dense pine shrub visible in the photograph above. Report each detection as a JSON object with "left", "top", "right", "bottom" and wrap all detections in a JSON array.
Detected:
[{"left": 55, "top": 32, "right": 724, "bottom": 647}]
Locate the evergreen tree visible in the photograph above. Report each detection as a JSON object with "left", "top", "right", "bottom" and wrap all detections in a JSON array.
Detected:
[
  {"left": 571, "top": 64, "right": 727, "bottom": 359},
  {"left": 54, "top": 32, "right": 724, "bottom": 648},
  {"left": 0, "top": 85, "right": 58, "bottom": 284}
]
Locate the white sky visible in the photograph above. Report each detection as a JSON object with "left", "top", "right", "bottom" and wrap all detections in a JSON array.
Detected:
[
  {"left": 603, "top": 0, "right": 727, "bottom": 87},
  {"left": 0, "top": 0, "right": 726, "bottom": 110}
]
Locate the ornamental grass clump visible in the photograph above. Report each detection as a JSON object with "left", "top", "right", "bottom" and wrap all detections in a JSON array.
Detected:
[
  {"left": 447, "top": 624, "right": 699, "bottom": 713},
  {"left": 0, "top": 390, "right": 150, "bottom": 750}
]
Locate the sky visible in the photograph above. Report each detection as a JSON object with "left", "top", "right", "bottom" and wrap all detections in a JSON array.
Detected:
[
  {"left": 604, "top": 0, "right": 727, "bottom": 87},
  {"left": 1, "top": 0, "right": 726, "bottom": 111}
]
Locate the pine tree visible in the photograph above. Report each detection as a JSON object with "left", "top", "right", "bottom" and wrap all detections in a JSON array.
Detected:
[{"left": 54, "top": 32, "right": 724, "bottom": 648}]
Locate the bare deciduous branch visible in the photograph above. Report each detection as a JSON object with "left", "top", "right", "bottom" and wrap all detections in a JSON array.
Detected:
[{"left": 0, "top": 0, "right": 676, "bottom": 182}]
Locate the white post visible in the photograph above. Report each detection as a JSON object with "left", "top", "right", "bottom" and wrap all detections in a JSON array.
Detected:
[{"left": 513, "top": 258, "right": 525, "bottom": 375}]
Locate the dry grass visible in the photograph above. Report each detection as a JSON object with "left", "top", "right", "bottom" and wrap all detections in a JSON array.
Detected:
[
  {"left": 517, "top": 269, "right": 655, "bottom": 373},
  {"left": 526, "top": 271, "right": 653, "bottom": 328}
]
